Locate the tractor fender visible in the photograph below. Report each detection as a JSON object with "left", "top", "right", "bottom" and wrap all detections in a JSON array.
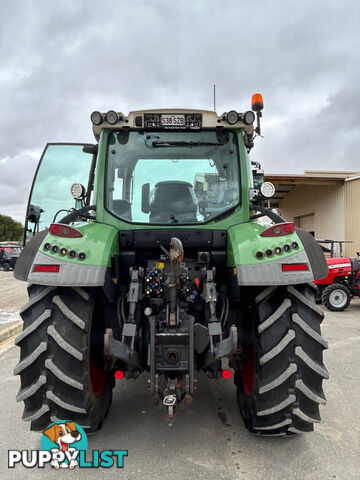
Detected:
[
  {"left": 14, "top": 230, "right": 49, "bottom": 282},
  {"left": 228, "top": 223, "right": 323, "bottom": 286},
  {"left": 295, "top": 228, "right": 328, "bottom": 281},
  {"left": 14, "top": 223, "right": 119, "bottom": 287}
]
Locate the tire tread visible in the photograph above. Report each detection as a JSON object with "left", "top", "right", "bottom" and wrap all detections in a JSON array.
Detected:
[{"left": 235, "top": 284, "right": 328, "bottom": 436}]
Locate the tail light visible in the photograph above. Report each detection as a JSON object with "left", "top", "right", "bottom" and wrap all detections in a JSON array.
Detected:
[
  {"left": 260, "top": 222, "right": 295, "bottom": 237},
  {"left": 114, "top": 370, "right": 124, "bottom": 380},
  {"left": 49, "top": 223, "right": 83, "bottom": 238},
  {"left": 34, "top": 265, "right": 60, "bottom": 273},
  {"left": 282, "top": 264, "right": 308, "bottom": 272},
  {"left": 222, "top": 369, "right": 232, "bottom": 379}
]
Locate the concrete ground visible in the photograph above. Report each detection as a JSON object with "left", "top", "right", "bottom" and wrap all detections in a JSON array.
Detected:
[
  {"left": 0, "top": 270, "right": 27, "bottom": 328},
  {"left": 0, "top": 270, "right": 359, "bottom": 479}
]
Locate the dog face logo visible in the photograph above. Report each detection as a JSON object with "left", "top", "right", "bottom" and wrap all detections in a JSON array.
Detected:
[
  {"left": 44, "top": 422, "right": 81, "bottom": 452},
  {"left": 41, "top": 421, "right": 87, "bottom": 469}
]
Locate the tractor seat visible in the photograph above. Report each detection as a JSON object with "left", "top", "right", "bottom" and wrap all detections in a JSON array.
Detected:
[
  {"left": 149, "top": 181, "right": 198, "bottom": 223},
  {"left": 113, "top": 199, "right": 132, "bottom": 221}
]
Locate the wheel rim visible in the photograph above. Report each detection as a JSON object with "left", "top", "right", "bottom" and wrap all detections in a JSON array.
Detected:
[
  {"left": 90, "top": 352, "right": 108, "bottom": 396},
  {"left": 329, "top": 289, "right": 348, "bottom": 308},
  {"left": 241, "top": 347, "right": 255, "bottom": 395}
]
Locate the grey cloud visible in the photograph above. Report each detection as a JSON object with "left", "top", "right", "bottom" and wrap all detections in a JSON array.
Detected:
[{"left": 1, "top": 0, "right": 359, "bottom": 222}]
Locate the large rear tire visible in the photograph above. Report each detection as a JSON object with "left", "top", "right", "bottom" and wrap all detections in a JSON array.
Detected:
[
  {"left": 14, "top": 285, "right": 114, "bottom": 432},
  {"left": 235, "top": 283, "right": 328, "bottom": 436}
]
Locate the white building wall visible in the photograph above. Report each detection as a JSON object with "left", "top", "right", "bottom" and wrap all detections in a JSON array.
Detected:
[{"left": 278, "top": 184, "right": 345, "bottom": 243}]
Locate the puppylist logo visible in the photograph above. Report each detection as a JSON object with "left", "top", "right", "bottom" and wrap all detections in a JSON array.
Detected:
[{"left": 8, "top": 420, "right": 128, "bottom": 470}]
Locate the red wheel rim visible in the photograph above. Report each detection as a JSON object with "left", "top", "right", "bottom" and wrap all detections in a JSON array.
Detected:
[
  {"left": 241, "top": 347, "right": 255, "bottom": 395},
  {"left": 90, "top": 352, "right": 108, "bottom": 396}
]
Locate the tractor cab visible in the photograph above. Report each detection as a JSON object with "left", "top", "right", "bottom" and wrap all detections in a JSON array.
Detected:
[{"left": 23, "top": 106, "right": 259, "bottom": 239}]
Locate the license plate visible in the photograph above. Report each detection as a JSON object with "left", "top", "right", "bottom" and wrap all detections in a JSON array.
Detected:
[{"left": 161, "top": 114, "right": 185, "bottom": 127}]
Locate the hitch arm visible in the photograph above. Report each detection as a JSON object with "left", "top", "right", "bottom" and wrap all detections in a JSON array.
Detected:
[{"left": 203, "top": 269, "right": 222, "bottom": 353}]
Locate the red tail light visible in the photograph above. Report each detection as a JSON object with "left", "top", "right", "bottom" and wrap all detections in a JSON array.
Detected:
[
  {"left": 114, "top": 370, "right": 124, "bottom": 380},
  {"left": 222, "top": 369, "right": 232, "bottom": 379},
  {"left": 260, "top": 222, "right": 295, "bottom": 237},
  {"left": 49, "top": 223, "right": 83, "bottom": 238},
  {"left": 282, "top": 263, "right": 308, "bottom": 272},
  {"left": 34, "top": 265, "right": 60, "bottom": 273}
]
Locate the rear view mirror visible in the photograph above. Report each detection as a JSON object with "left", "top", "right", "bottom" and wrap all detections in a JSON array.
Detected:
[
  {"left": 27, "top": 204, "right": 44, "bottom": 224},
  {"left": 141, "top": 183, "right": 150, "bottom": 214}
]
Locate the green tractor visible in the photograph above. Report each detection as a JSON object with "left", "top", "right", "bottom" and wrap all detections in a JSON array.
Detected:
[{"left": 14, "top": 94, "right": 329, "bottom": 436}]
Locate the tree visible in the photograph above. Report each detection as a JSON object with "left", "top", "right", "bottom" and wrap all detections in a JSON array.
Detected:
[{"left": 0, "top": 214, "right": 24, "bottom": 242}]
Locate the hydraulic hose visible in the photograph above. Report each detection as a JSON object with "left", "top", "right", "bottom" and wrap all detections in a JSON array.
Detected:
[
  {"left": 59, "top": 205, "right": 96, "bottom": 224},
  {"left": 249, "top": 203, "right": 285, "bottom": 224}
]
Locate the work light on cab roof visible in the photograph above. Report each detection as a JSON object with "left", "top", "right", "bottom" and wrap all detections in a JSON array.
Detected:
[
  {"left": 105, "top": 110, "right": 119, "bottom": 125},
  {"left": 90, "top": 110, "right": 103, "bottom": 125}
]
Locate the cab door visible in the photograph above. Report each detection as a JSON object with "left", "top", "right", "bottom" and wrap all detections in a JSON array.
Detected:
[{"left": 25, "top": 143, "right": 95, "bottom": 241}]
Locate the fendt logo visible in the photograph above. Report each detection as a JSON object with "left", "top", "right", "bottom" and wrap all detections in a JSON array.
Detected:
[{"left": 8, "top": 420, "right": 128, "bottom": 469}]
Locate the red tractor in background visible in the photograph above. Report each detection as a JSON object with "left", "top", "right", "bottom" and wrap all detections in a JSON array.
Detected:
[{"left": 314, "top": 255, "right": 360, "bottom": 311}]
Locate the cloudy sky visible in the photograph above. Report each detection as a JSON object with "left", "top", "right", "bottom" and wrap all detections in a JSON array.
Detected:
[{"left": 1, "top": 0, "right": 359, "bottom": 223}]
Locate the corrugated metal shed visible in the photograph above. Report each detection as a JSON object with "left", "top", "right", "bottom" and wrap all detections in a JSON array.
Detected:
[
  {"left": 345, "top": 176, "right": 360, "bottom": 256},
  {"left": 265, "top": 171, "right": 360, "bottom": 257}
]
